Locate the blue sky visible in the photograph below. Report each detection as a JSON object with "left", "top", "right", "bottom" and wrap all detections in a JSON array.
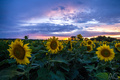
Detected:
[{"left": 0, "top": 0, "right": 120, "bottom": 39}]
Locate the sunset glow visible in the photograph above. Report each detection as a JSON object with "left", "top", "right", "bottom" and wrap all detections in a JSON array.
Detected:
[{"left": 0, "top": 0, "right": 120, "bottom": 39}]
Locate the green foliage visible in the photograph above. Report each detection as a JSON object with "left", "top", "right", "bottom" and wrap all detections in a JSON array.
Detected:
[
  {"left": 95, "top": 72, "right": 109, "bottom": 80},
  {"left": 0, "top": 65, "right": 25, "bottom": 80},
  {"left": 0, "top": 39, "right": 120, "bottom": 80},
  {"left": 24, "top": 35, "right": 29, "bottom": 39},
  {"left": 77, "top": 34, "right": 83, "bottom": 41}
]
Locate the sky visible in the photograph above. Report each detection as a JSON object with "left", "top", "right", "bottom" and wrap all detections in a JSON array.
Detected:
[{"left": 0, "top": 0, "right": 120, "bottom": 40}]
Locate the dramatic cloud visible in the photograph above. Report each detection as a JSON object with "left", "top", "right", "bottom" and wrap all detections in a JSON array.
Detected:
[{"left": 0, "top": 0, "right": 120, "bottom": 39}]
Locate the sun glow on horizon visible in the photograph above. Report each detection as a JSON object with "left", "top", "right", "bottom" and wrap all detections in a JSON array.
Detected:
[{"left": 64, "top": 38, "right": 68, "bottom": 40}]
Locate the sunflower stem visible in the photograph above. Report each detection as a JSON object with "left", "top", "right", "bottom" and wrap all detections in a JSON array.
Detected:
[
  {"left": 48, "top": 53, "right": 51, "bottom": 71},
  {"left": 27, "top": 65, "right": 30, "bottom": 80}
]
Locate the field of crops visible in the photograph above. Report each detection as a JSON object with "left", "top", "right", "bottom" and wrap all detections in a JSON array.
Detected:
[{"left": 0, "top": 36, "right": 120, "bottom": 80}]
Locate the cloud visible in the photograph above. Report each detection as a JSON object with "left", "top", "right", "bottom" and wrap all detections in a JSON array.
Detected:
[
  {"left": 74, "top": 0, "right": 120, "bottom": 23},
  {"left": 52, "top": 6, "right": 66, "bottom": 11},
  {"left": 0, "top": 0, "right": 120, "bottom": 39},
  {"left": 19, "top": 23, "right": 79, "bottom": 34}
]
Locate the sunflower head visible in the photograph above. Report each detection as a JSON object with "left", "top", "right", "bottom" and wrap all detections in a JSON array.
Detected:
[
  {"left": 59, "top": 42, "right": 63, "bottom": 51},
  {"left": 46, "top": 36, "right": 59, "bottom": 54},
  {"left": 118, "top": 76, "right": 120, "bottom": 79},
  {"left": 115, "top": 43, "right": 120, "bottom": 52},
  {"left": 93, "top": 39, "right": 96, "bottom": 43},
  {"left": 86, "top": 45, "right": 93, "bottom": 52},
  {"left": 67, "top": 38, "right": 71, "bottom": 43},
  {"left": 80, "top": 41, "right": 87, "bottom": 46},
  {"left": 7, "top": 39, "right": 32, "bottom": 65},
  {"left": 68, "top": 42, "right": 72, "bottom": 51},
  {"left": 46, "top": 53, "right": 48, "bottom": 55},
  {"left": 92, "top": 43, "right": 96, "bottom": 48},
  {"left": 87, "top": 40, "right": 93, "bottom": 45},
  {"left": 103, "top": 41, "right": 107, "bottom": 45},
  {"left": 96, "top": 45, "right": 115, "bottom": 62}
]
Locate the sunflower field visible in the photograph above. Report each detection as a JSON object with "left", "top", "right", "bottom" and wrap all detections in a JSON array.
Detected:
[{"left": 0, "top": 37, "right": 120, "bottom": 80}]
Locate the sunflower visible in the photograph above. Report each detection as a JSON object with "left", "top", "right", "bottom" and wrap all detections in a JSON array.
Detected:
[
  {"left": 7, "top": 39, "right": 32, "bottom": 65},
  {"left": 86, "top": 45, "right": 93, "bottom": 52},
  {"left": 115, "top": 43, "right": 120, "bottom": 52},
  {"left": 46, "top": 53, "right": 48, "bottom": 55},
  {"left": 59, "top": 42, "right": 63, "bottom": 51},
  {"left": 67, "top": 40, "right": 72, "bottom": 51},
  {"left": 67, "top": 38, "right": 71, "bottom": 42},
  {"left": 103, "top": 41, "right": 107, "bottom": 45},
  {"left": 87, "top": 40, "right": 93, "bottom": 45},
  {"left": 80, "top": 41, "right": 87, "bottom": 46},
  {"left": 93, "top": 39, "right": 97, "bottom": 43},
  {"left": 118, "top": 76, "right": 120, "bottom": 79},
  {"left": 92, "top": 43, "right": 96, "bottom": 48},
  {"left": 68, "top": 43, "right": 72, "bottom": 51},
  {"left": 46, "top": 36, "right": 59, "bottom": 54},
  {"left": 99, "top": 41, "right": 102, "bottom": 45},
  {"left": 96, "top": 45, "right": 115, "bottom": 61}
]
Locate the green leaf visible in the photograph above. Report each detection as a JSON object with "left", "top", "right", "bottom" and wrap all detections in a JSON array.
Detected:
[
  {"left": 50, "top": 71, "right": 65, "bottom": 80},
  {"left": 0, "top": 59, "right": 16, "bottom": 66},
  {"left": 7, "top": 59, "right": 16, "bottom": 64},
  {"left": 84, "top": 64, "right": 95, "bottom": 72},
  {"left": 95, "top": 72, "right": 108, "bottom": 80},
  {"left": 86, "top": 51, "right": 96, "bottom": 54},
  {"left": 56, "top": 71, "right": 65, "bottom": 80},
  {"left": 38, "top": 50, "right": 48, "bottom": 53},
  {"left": 50, "top": 71, "right": 59, "bottom": 80},
  {"left": 114, "top": 53, "right": 120, "bottom": 60},
  {"left": 49, "top": 59, "right": 68, "bottom": 64},
  {"left": 60, "top": 65, "right": 70, "bottom": 72},
  {"left": 69, "top": 69, "right": 79, "bottom": 80},
  {"left": 36, "top": 68, "right": 51, "bottom": 80},
  {"left": 0, "top": 65, "right": 25, "bottom": 80},
  {"left": 91, "top": 56, "right": 98, "bottom": 62},
  {"left": 0, "top": 59, "right": 8, "bottom": 66},
  {"left": 77, "top": 58, "right": 91, "bottom": 64},
  {"left": 83, "top": 60, "right": 91, "bottom": 64},
  {"left": 80, "top": 46, "right": 87, "bottom": 51}
]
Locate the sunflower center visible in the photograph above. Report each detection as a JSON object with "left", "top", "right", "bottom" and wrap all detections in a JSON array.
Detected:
[
  {"left": 116, "top": 45, "right": 120, "bottom": 49},
  {"left": 103, "top": 42, "right": 106, "bottom": 44},
  {"left": 101, "top": 49, "right": 110, "bottom": 57},
  {"left": 87, "top": 46, "right": 91, "bottom": 51},
  {"left": 88, "top": 41, "right": 91, "bottom": 45},
  {"left": 14, "top": 45, "right": 25, "bottom": 60},
  {"left": 68, "top": 44, "right": 72, "bottom": 49},
  {"left": 59, "top": 45, "right": 61, "bottom": 50},
  {"left": 50, "top": 40, "right": 57, "bottom": 50}
]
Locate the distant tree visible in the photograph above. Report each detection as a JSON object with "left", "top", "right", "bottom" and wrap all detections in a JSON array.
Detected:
[
  {"left": 77, "top": 34, "right": 83, "bottom": 40},
  {"left": 71, "top": 36, "right": 76, "bottom": 40},
  {"left": 84, "top": 38, "right": 89, "bottom": 41},
  {"left": 91, "top": 36, "right": 117, "bottom": 42},
  {"left": 24, "top": 35, "right": 29, "bottom": 39}
]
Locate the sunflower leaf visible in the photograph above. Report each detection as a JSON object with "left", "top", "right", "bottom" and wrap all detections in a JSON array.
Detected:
[
  {"left": 0, "top": 59, "right": 8, "bottom": 66},
  {"left": 49, "top": 59, "right": 69, "bottom": 64},
  {"left": 36, "top": 68, "right": 51, "bottom": 80},
  {"left": 50, "top": 71, "right": 65, "bottom": 80},
  {"left": 38, "top": 50, "right": 48, "bottom": 53},
  {"left": 84, "top": 64, "right": 95, "bottom": 72},
  {"left": 95, "top": 72, "right": 109, "bottom": 80},
  {"left": 0, "top": 65, "right": 25, "bottom": 79},
  {"left": 7, "top": 59, "right": 16, "bottom": 64},
  {"left": 68, "top": 69, "right": 79, "bottom": 80}
]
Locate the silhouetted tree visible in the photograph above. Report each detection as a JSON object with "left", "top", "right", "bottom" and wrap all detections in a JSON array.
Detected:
[
  {"left": 77, "top": 34, "right": 83, "bottom": 41},
  {"left": 91, "top": 36, "right": 117, "bottom": 42},
  {"left": 24, "top": 35, "right": 29, "bottom": 39},
  {"left": 71, "top": 36, "right": 76, "bottom": 40}
]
